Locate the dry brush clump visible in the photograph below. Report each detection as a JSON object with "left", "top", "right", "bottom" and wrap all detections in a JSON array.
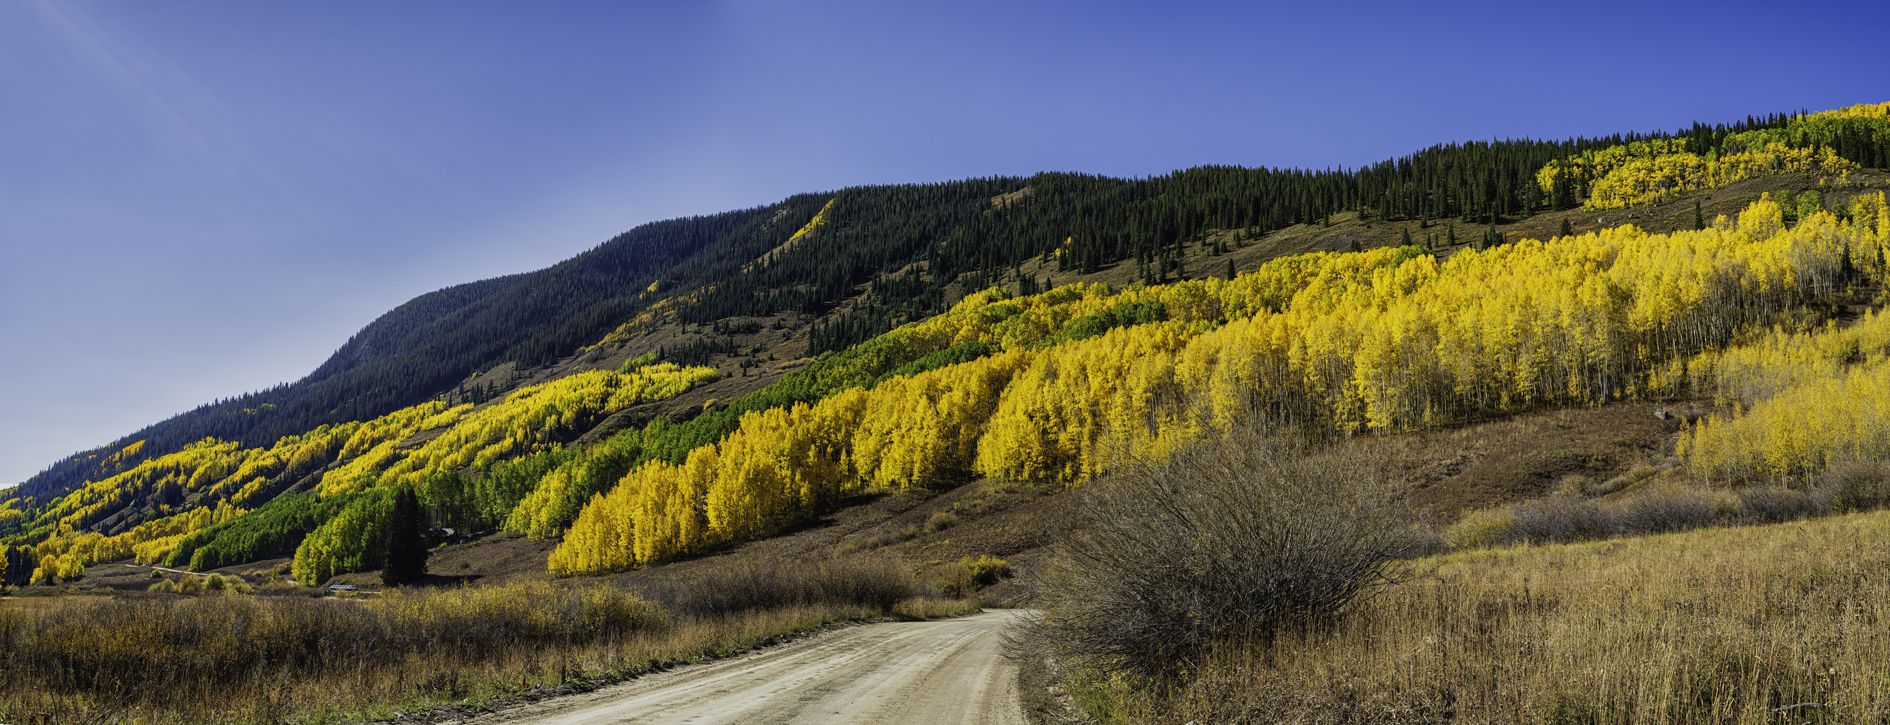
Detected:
[
  {"left": 1033, "top": 426, "right": 1431, "bottom": 680},
  {"left": 0, "top": 552, "right": 966, "bottom": 723},
  {"left": 636, "top": 554, "right": 919, "bottom": 618},
  {"left": 0, "top": 581, "right": 662, "bottom": 716},
  {"left": 1450, "top": 459, "right": 1890, "bottom": 549},
  {"left": 1137, "top": 508, "right": 1890, "bottom": 724}
]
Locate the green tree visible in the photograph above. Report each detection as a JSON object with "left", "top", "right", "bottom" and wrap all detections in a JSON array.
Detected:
[{"left": 382, "top": 485, "right": 427, "bottom": 586}]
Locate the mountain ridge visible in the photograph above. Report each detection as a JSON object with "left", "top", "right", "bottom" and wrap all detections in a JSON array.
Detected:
[{"left": 7, "top": 102, "right": 1887, "bottom": 587}]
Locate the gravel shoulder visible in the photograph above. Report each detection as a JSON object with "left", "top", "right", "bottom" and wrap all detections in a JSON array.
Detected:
[{"left": 452, "top": 609, "right": 1030, "bottom": 725}]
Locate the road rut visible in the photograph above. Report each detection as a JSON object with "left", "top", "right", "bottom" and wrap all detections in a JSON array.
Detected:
[{"left": 471, "top": 609, "right": 1029, "bottom": 725}]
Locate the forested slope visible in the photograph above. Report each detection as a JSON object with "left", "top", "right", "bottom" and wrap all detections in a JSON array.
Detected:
[{"left": 6, "top": 102, "right": 1889, "bottom": 587}]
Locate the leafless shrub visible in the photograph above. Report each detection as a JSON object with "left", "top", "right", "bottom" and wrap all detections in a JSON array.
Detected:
[
  {"left": 1608, "top": 485, "right": 1718, "bottom": 534},
  {"left": 1035, "top": 426, "right": 1426, "bottom": 680},
  {"left": 1510, "top": 494, "right": 1611, "bottom": 542},
  {"left": 1731, "top": 485, "right": 1828, "bottom": 524},
  {"left": 1817, "top": 460, "right": 1890, "bottom": 512},
  {"left": 1470, "top": 481, "right": 1833, "bottom": 550},
  {"left": 650, "top": 555, "right": 917, "bottom": 617}
]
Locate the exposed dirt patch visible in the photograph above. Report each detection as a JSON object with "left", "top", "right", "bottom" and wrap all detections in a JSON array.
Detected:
[{"left": 1386, "top": 402, "right": 1684, "bottom": 523}]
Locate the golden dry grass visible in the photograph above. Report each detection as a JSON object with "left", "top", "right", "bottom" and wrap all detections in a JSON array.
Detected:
[
  {"left": 1083, "top": 509, "right": 1890, "bottom": 724},
  {"left": 0, "top": 581, "right": 978, "bottom": 724}
]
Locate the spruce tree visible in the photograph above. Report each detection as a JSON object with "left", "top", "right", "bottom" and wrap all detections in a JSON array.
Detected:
[
  {"left": 382, "top": 485, "right": 427, "bottom": 586},
  {"left": 1401, "top": 227, "right": 1413, "bottom": 247},
  {"left": 1694, "top": 199, "right": 1705, "bottom": 230},
  {"left": 1560, "top": 217, "right": 1574, "bottom": 238}
]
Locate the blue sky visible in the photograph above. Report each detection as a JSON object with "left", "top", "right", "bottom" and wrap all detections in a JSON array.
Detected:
[{"left": 3, "top": 0, "right": 1887, "bottom": 485}]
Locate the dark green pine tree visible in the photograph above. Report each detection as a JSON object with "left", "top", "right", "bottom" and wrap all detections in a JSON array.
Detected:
[
  {"left": 1224, "top": 259, "right": 1236, "bottom": 280},
  {"left": 1694, "top": 199, "right": 1705, "bottom": 231},
  {"left": 1560, "top": 217, "right": 1575, "bottom": 238},
  {"left": 1401, "top": 227, "right": 1413, "bottom": 247},
  {"left": 1446, "top": 223, "right": 1458, "bottom": 247},
  {"left": 382, "top": 485, "right": 428, "bottom": 586}
]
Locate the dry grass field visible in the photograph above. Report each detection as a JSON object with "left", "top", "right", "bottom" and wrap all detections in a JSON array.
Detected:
[
  {"left": 1069, "top": 508, "right": 1890, "bottom": 724},
  {"left": 0, "top": 560, "right": 976, "bottom": 724}
]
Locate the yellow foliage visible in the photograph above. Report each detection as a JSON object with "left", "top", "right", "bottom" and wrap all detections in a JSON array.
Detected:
[
  {"left": 553, "top": 197, "right": 1886, "bottom": 574},
  {"left": 319, "top": 363, "right": 716, "bottom": 493},
  {"left": 1680, "top": 310, "right": 1890, "bottom": 483},
  {"left": 1539, "top": 139, "right": 1860, "bottom": 210},
  {"left": 854, "top": 351, "right": 1035, "bottom": 488}
]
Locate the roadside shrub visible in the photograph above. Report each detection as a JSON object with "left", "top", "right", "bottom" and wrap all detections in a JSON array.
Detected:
[
  {"left": 652, "top": 555, "right": 917, "bottom": 617},
  {"left": 961, "top": 555, "right": 1012, "bottom": 586},
  {"left": 1036, "top": 427, "right": 1425, "bottom": 679},
  {"left": 934, "top": 555, "right": 1012, "bottom": 597}
]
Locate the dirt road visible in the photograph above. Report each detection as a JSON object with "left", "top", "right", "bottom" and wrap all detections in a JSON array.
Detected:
[{"left": 469, "top": 609, "right": 1030, "bottom": 725}]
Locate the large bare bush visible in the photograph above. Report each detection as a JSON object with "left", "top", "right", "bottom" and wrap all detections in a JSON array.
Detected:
[{"left": 1036, "top": 428, "right": 1426, "bottom": 679}]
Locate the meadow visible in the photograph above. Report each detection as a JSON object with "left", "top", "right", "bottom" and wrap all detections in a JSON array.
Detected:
[
  {"left": 1066, "top": 508, "right": 1890, "bottom": 724},
  {"left": 0, "top": 556, "right": 974, "bottom": 724}
]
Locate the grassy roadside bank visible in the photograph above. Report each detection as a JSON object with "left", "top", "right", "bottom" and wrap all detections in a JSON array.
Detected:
[
  {"left": 0, "top": 557, "right": 979, "bottom": 724},
  {"left": 1056, "top": 508, "right": 1890, "bottom": 724}
]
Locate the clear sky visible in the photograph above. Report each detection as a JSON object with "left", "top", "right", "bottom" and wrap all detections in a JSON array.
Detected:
[{"left": 3, "top": 0, "right": 1887, "bottom": 486}]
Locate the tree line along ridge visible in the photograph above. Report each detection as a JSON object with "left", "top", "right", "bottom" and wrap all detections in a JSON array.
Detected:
[{"left": 4, "top": 102, "right": 1890, "bottom": 586}]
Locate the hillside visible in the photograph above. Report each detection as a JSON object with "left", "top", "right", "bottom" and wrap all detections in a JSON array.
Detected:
[{"left": 5, "top": 101, "right": 1890, "bottom": 590}]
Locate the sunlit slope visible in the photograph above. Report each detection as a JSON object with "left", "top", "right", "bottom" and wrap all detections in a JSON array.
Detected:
[
  {"left": 550, "top": 189, "right": 1890, "bottom": 575},
  {"left": 1, "top": 361, "right": 716, "bottom": 583},
  {"left": 9, "top": 201, "right": 824, "bottom": 508},
  {"left": 1541, "top": 102, "right": 1890, "bottom": 209},
  {"left": 5, "top": 101, "right": 1889, "bottom": 587},
  {"left": 27, "top": 105, "right": 1867, "bottom": 508}
]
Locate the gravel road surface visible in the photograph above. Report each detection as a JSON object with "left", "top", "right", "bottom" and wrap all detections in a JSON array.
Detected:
[{"left": 469, "top": 609, "right": 1029, "bottom": 725}]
